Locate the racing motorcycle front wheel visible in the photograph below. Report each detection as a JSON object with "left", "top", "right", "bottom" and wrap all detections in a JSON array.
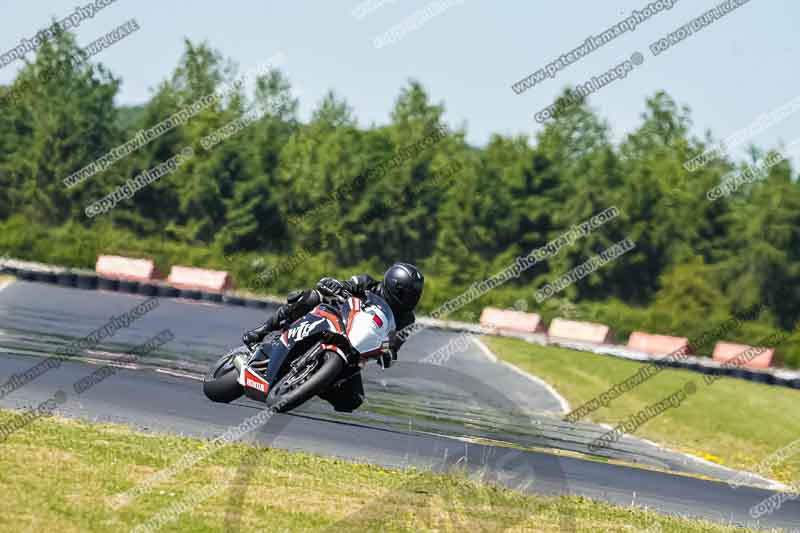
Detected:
[
  {"left": 265, "top": 349, "right": 344, "bottom": 413},
  {"left": 203, "top": 346, "right": 247, "bottom": 403}
]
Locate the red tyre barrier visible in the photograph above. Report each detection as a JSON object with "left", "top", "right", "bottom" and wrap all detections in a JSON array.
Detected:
[
  {"left": 712, "top": 341, "right": 774, "bottom": 369},
  {"left": 548, "top": 318, "right": 612, "bottom": 344},
  {"left": 95, "top": 255, "right": 157, "bottom": 282},
  {"left": 479, "top": 307, "right": 546, "bottom": 334},
  {"left": 627, "top": 331, "right": 692, "bottom": 357},
  {"left": 167, "top": 265, "right": 233, "bottom": 293}
]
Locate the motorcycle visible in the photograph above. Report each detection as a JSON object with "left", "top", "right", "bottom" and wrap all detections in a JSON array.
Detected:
[{"left": 202, "top": 287, "right": 396, "bottom": 413}]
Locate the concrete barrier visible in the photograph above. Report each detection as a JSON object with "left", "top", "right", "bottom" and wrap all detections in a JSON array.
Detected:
[
  {"left": 479, "top": 307, "right": 546, "bottom": 334},
  {"left": 712, "top": 341, "right": 775, "bottom": 369},
  {"left": 627, "top": 331, "right": 692, "bottom": 357},
  {"left": 548, "top": 318, "right": 612, "bottom": 344},
  {"left": 167, "top": 265, "right": 233, "bottom": 293},
  {"left": 95, "top": 255, "right": 157, "bottom": 282}
]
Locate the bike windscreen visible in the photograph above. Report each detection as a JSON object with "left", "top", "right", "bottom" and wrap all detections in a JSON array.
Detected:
[
  {"left": 345, "top": 292, "right": 396, "bottom": 355},
  {"left": 364, "top": 292, "right": 396, "bottom": 333}
]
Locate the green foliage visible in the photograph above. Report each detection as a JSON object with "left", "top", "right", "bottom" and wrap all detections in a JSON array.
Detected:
[
  {"left": 651, "top": 256, "right": 731, "bottom": 330},
  {"left": 1, "top": 38, "right": 799, "bottom": 365}
]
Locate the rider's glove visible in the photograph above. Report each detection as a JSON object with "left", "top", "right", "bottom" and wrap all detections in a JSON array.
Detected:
[
  {"left": 345, "top": 274, "right": 376, "bottom": 297},
  {"left": 317, "top": 277, "right": 346, "bottom": 297}
]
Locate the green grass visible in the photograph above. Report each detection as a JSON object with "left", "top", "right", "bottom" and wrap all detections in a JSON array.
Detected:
[
  {"left": 484, "top": 336, "right": 800, "bottom": 484},
  {"left": 0, "top": 411, "right": 756, "bottom": 532}
]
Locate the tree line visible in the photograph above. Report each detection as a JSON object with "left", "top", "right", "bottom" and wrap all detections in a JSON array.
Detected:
[{"left": 1, "top": 33, "right": 799, "bottom": 365}]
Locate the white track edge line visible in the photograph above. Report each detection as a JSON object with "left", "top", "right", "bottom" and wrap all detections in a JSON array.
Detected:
[{"left": 471, "top": 336, "right": 571, "bottom": 414}]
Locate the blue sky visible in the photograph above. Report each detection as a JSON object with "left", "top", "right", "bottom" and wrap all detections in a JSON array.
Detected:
[{"left": 1, "top": 0, "right": 797, "bottom": 165}]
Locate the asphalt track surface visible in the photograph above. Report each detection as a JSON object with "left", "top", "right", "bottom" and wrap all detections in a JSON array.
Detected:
[{"left": 1, "top": 281, "right": 799, "bottom": 531}]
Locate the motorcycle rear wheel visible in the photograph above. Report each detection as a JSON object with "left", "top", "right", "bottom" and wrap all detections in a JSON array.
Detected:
[
  {"left": 203, "top": 347, "right": 247, "bottom": 403},
  {"left": 266, "top": 350, "right": 344, "bottom": 413}
]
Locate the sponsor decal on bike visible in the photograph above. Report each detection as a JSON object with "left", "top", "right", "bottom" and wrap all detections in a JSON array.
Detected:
[
  {"left": 246, "top": 378, "right": 265, "bottom": 392},
  {"left": 288, "top": 318, "right": 325, "bottom": 341},
  {"left": 244, "top": 369, "right": 269, "bottom": 393}
]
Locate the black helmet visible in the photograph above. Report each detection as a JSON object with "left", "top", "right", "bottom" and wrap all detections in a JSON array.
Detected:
[{"left": 382, "top": 262, "right": 424, "bottom": 312}]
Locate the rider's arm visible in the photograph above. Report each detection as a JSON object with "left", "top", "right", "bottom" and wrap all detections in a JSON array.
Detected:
[
  {"left": 342, "top": 274, "right": 380, "bottom": 296},
  {"left": 316, "top": 274, "right": 379, "bottom": 298}
]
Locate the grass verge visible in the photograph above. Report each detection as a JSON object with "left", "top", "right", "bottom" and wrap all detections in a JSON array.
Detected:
[
  {"left": 0, "top": 410, "right": 756, "bottom": 532},
  {"left": 483, "top": 336, "right": 800, "bottom": 484}
]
